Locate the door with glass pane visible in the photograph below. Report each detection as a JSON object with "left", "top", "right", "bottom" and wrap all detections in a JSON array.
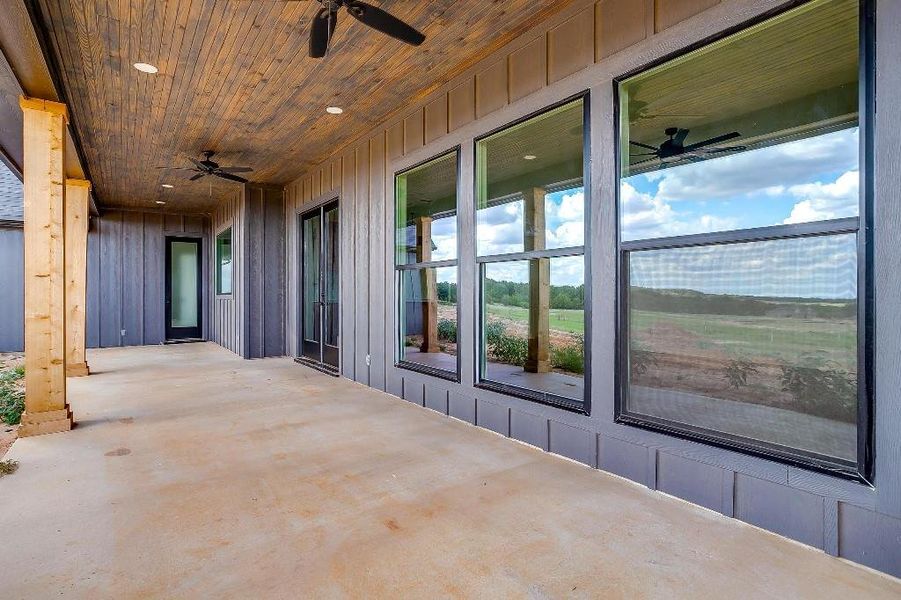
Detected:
[
  {"left": 299, "top": 200, "right": 340, "bottom": 371},
  {"left": 165, "top": 237, "right": 203, "bottom": 340}
]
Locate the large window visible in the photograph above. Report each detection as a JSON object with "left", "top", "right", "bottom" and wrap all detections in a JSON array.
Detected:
[
  {"left": 395, "top": 150, "right": 459, "bottom": 379},
  {"left": 216, "top": 227, "right": 232, "bottom": 295},
  {"left": 476, "top": 97, "right": 588, "bottom": 411},
  {"left": 616, "top": 0, "right": 869, "bottom": 477}
]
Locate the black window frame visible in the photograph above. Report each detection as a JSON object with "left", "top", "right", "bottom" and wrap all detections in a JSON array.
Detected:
[
  {"left": 612, "top": 0, "right": 875, "bottom": 483},
  {"left": 473, "top": 91, "right": 592, "bottom": 415},
  {"left": 215, "top": 226, "right": 233, "bottom": 296},
  {"left": 393, "top": 146, "right": 463, "bottom": 383}
]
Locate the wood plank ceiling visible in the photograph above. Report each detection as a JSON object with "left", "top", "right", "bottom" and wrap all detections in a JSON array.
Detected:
[{"left": 33, "top": 0, "right": 578, "bottom": 213}]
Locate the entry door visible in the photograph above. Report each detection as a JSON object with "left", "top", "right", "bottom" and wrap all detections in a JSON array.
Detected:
[
  {"left": 300, "top": 201, "right": 340, "bottom": 371},
  {"left": 165, "top": 237, "right": 203, "bottom": 340}
]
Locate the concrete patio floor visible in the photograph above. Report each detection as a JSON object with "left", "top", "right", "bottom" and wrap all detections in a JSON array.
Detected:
[{"left": 2, "top": 343, "right": 899, "bottom": 598}]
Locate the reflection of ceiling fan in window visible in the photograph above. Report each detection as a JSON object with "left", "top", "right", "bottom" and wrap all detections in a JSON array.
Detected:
[{"left": 630, "top": 127, "right": 745, "bottom": 163}]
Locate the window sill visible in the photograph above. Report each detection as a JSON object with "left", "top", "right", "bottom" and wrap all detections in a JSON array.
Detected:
[
  {"left": 475, "top": 380, "right": 587, "bottom": 415},
  {"left": 396, "top": 360, "right": 459, "bottom": 383},
  {"left": 615, "top": 410, "right": 869, "bottom": 484}
]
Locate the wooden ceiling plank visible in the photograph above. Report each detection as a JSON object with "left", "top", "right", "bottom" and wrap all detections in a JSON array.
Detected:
[{"left": 38, "top": 0, "right": 585, "bottom": 211}]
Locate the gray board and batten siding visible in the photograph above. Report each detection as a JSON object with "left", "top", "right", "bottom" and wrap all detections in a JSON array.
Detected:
[
  {"left": 0, "top": 224, "right": 24, "bottom": 352},
  {"left": 86, "top": 210, "right": 210, "bottom": 349},
  {"left": 211, "top": 184, "right": 287, "bottom": 359},
  {"left": 284, "top": 0, "right": 901, "bottom": 578}
]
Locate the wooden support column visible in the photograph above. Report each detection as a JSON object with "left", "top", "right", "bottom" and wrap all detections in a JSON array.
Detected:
[
  {"left": 415, "top": 216, "right": 439, "bottom": 353},
  {"left": 65, "top": 179, "right": 91, "bottom": 377},
  {"left": 523, "top": 187, "right": 550, "bottom": 373},
  {"left": 18, "top": 96, "right": 73, "bottom": 437}
]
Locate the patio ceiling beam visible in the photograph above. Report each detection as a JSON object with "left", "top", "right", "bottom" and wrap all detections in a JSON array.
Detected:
[{"left": 18, "top": 95, "right": 73, "bottom": 437}]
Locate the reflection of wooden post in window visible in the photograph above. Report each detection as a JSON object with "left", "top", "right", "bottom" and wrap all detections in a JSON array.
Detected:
[
  {"left": 524, "top": 187, "right": 550, "bottom": 373},
  {"left": 416, "top": 216, "right": 439, "bottom": 353}
]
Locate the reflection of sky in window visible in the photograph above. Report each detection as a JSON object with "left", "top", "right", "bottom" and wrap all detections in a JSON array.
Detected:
[
  {"left": 435, "top": 266, "right": 457, "bottom": 285},
  {"left": 399, "top": 213, "right": 457, "bottom": 263},
  {"left": 477, "top": 186, "right": 585, "bottom": 257},
  {"left": 621, "top": 128, "right": 859, "bottom": 242},
  {"left": 430, "top": 214, "right": 457, "bottom": 261},
  {"left": 483, "top": 255, "right": 585, "bottom": 288},
  {"left": 630, "top": 234, "right": 857, "bottom": 300}
]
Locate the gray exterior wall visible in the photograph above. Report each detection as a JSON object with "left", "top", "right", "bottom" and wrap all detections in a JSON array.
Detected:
[
  {"left": 0, "top": 224, "right": 23, "bottom": 351},
  {"left": 86, "top": 210, "right": 210, "bottom": 348},
  {"left": 211, "top": 184, "right": 286, "bottom": 359},
  {"left": 284, "top": 0, "right": 901, "bottom": 578},
  {"left": 211, "top": 189, "right": 245, "bottom": 356},
  {"left": 245, "top": 185, "right": 286, "bottom": 359}
]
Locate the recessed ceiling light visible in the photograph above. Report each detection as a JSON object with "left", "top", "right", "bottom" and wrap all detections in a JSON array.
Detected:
[
  {"left": 155, "top": 200, "right": 166, "bottom": 205},
  {"left": 326, "top": 106, "right": 343, "bottom": 114},
  {"left": 161, "top": 184, "right": 173, "bottom": 189},
  {"left": 133, "top": 62, "right": 158, "bottom": 74},
  {"left": 523, "top": 154, "right": 537, "bottom": 160}
]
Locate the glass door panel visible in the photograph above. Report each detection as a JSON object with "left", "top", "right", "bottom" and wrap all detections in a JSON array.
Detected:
[
  {"left": 166, "top": 237, "right": 202, "bottom": 340},
  {"left": 322, "top": 202, "right": 340, "bottom": 368},
  {"left": 299, "top": 201, "right": 340, "bottom": 372},
  {"left": 301, "top": 212, "right": 322, "bottom": 361}
]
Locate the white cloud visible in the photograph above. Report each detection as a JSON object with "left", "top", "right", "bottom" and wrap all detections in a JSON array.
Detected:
[
  {"left": 653, "top": 128, "right": 859, "bottom": 203},
  {"left": 783, "top": 170, "right": 859, "bottom": 225}
]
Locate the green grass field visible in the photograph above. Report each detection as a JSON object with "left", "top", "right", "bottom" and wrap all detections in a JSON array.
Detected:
[
  {"left": 482, "top": 302, "right": 856, "bottom": 369},
  {"left": 630, "top": 309, "right": 856, "bottom": 368},
  {"left": 486, "top": 304, "right": 584, "bottom": 334}
]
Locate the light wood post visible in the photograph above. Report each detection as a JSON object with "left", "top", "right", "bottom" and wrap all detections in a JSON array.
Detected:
[
  {"left": 18, "top": 96, "right": 73, "bottom": 437},
  {"left": 65, "top": 179, "right": 91, "bottom": 377},
  {"left": 523, "top": 187, "right": 550, "bottom": 373},
  {"left": 415, "top": 216, "right": 439, "bottom": 353}
]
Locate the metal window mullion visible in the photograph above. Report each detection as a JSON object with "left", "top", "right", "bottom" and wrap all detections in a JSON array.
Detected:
[
  {"left": 395, "top": 259, "right": 458, "bottom": 271},
  {"left": 476, "top": 245, "right": 585, "bottom": 264},
  {"left": 622, "top": 217, "right": 860, "bottom": 253}
]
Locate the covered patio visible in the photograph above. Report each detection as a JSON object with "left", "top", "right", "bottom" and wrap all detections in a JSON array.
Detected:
[
  {"left": 4, "top": 343, "right": 899, "bottom": 597},
  {"left": 3, "top": 0, "right": 901, "bottom": 590}
]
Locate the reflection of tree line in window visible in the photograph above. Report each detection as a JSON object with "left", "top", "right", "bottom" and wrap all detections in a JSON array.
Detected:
[
  {"left": 629, "top": 286, "right": 857, "bottom": 423},
  {"left": 435, "top": 279, "right": 585, "bottom": 311}
]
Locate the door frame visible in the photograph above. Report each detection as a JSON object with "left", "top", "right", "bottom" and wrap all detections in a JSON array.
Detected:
[
  {"left": 165, "top": 235, "right": 203, "bottom": 341},
  {"left": 296, "top": 197, "right": 340, "bottom": 375}
]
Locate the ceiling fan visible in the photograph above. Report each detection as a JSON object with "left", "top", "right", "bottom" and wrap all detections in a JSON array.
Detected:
[
  {"left": 158, "top": 151, "right": 254, "bottom": 183},
  {"left": 630, "top": 127, "right": 745, "bottom": 163},
  {"left": 308, "top": 0, "right": 425, "bottom": 58}
]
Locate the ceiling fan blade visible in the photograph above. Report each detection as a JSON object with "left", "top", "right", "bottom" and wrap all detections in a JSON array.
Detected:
[
  {"left": 310, "top": 7, "right": 338, "bottom": 58},
  {"left": 629, "top": 141, "right": 659, "bottom": 151},
  {"left": 673, "top": 128, "right": 690, "bottom": 145},
  {"left": 214, "top": 171, "right": 249, "bottom": 184},
  {"left": 683, "top": 131, "right": 740, "bottom": 152},
  {"left": 188, "top": 157, "right": 209, "bottom": 171},
  {"left": 156, "top": 166, "right": 196, "bottom": 171},
  {"left": 218, "top": 166, "right": 254, "bottom": 173},
  {"left": 346, "top": 1, "right": 425, "bottom": 46},
  {"left": 702, "top": 145, "right": 747, "bottom": 154},
  {"left": 189, "top": 172, "right": 206, "bottom": 181}
]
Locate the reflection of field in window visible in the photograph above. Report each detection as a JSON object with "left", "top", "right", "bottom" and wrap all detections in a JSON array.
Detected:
[
  {"left": 401, "top": 267, "right": 458, "bottom": 372},
  {"left": 628, "top": 235, "right": 858, "bottom": 450},
  {"left": 483, "top": 257, "right": 585, "bottom": 400}
]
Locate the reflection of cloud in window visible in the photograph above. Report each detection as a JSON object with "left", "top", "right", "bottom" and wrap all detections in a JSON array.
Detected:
[
  {"left": 784, "top": 170, "right": 859, "bottom": 224},
  {"left": 621, "top": 128, "right": 860, "bottom": 242},
  {"left": 478, "top": 187, "right": 585, "bottom": 255},
  {"left": 430, "top": 214, "right": 458, "bottom": 261}
]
